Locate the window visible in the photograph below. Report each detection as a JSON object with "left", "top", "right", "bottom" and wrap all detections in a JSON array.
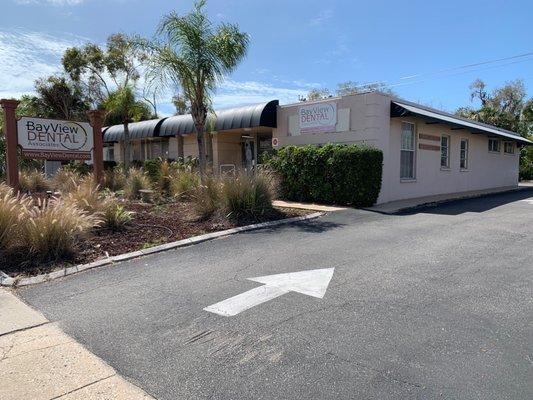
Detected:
[
  {"left": 504, "top": 141, "right": 515, "bottom": 154},
  {"left": 488, "top": 138, "right": 500, "bottom": 153},
  {"left": 460, "top": 139, "right": 469, "bottom": 170},
  {"left": 400, "top": 122, "right": 416, "bottom": 179},
  {"left": 440, "top": 135, "right": 450, "bottom": 168}
]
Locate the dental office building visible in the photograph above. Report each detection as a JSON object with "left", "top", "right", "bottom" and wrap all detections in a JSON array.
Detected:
[{"left": 102, "top": 92, "right": 531, "bottom": 205}]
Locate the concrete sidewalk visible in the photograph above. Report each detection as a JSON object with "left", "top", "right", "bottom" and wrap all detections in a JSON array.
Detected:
[
  {"left": 273, "top": 199, "right": 346, "bottom": 212},
  {"left": 366, "top": 185, "right": 532, "bottom": 214},
  {"left": 0, "top": 289, "right": 154, "bottom": 400}
]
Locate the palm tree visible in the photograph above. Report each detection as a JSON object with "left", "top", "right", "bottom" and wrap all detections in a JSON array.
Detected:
[
  {"left": 139, "top": 0, "right": 249, "bottom": 175},
  {"left": 103, "top": 86, "right": 150, "bottom": 171}
]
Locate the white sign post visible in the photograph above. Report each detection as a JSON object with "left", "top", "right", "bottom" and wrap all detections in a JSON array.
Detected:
[
  {"left": 17, "top": 116, "right": 94, "bottom": 160},
  {"left": 204, "top": 268, "right": 335, "bottom": 317},
  {"left": 299, "top": 102, "right": 337, "bottom": 134}
]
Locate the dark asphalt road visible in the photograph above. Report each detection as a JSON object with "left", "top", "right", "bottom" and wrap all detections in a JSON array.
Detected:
[{"left": 19, "top": 189, "right": 533, "bottom": 400}]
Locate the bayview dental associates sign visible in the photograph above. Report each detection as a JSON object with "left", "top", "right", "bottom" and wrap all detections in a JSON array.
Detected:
[
  {"left": 17, "top": 117, "right": 93, "bottom": 160},
  {"left": 299, "top": 101, "right": 337, "bottom": 134}
]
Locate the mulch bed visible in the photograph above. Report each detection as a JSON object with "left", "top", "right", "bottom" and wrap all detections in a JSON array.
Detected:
[{"left": 2, "top": 201, "right": 308, "bottom": 277}]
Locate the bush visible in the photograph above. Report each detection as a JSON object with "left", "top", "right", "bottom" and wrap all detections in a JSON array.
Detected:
[
  {"left": 170, "top": 170, "right": 200, "bottom": 199},
  {"left": 101, "top": 196, "right": 134, "bottom": 231},
  {"left": 519, "top": 145, "right": 533, "bottom": 181},
  {"left": 192, "top": 176, "right": 222, "bottom": 219},
  {"left": 102, "top": 167, "right": 127, "bottom": 192},
  {"left": 22, "top": 198, "right": 100, "bottom": 262},
  {"left": 124, "top": 168, "right": 152, "bottom": 200},
  {"left": 19, "top": 170, "right": 50, "bottom": 193},
  {"left": 52, "top": 168, "right": 83, "bottom": 194},
  {"left": 0, "top": 183, "right": 32, "bottom": 251},
  {"left": 222, "top": 173, "right": 274, "bottom": 220},
  {"left": 268, "top": 144, "right": 383, "bottom": 207},
  {"left": 64, "top": 177, "right": 101, "bottom": 215}
]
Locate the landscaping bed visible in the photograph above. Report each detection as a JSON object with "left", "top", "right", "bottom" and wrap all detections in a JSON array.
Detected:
[{"left": 1, "top": 200, "right": 307, "bottom": 277}]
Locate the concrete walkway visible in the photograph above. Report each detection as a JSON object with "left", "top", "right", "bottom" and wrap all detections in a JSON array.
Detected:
[
  {"left": 273, "top": 200, "right": 347, "bottom": 212},
  {"left": 366, "top": 185, "right": 532, "bottom": 214},
  {"left": 0, "top": 289, "right": 154, "bottom": 400}
]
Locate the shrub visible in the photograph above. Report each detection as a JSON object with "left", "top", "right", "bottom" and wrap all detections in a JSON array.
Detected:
[
  {"left": 102, "top": 167, "right": 127, "bottom": 192},
  {"left": 170, "top": 170, "right": 200, "bottom": 199},
  {"left": 192, "top": 176, "right": 222, "bottom": 219},
  {"left": 143, "top": 158, "right": 164, "bottom": 183},
  {"left": 159, "top": 160, "right": 173, "bottom": 196},
  {"left": 268, "top": 144, "right": 383, "bottom": 207},
  {"left": 64, "top": 177, "right": 101, "bottom": 215},
  {"left": 222, "top": 173, "right": 274, "bottom": 221},
  {"left": 52, "top": 168, "right": 83, "bottom": 194},
  {"left": 100, "top": 196, "right": 134, "bottom": 231},
  {"left": 19, "top": 170, "right": 50, "bottom": 193},
  {"left": 519, "top": 145, "right": 533, "bottom": 181},
  {"left": 22, "top": 198, "right": 100, "bottom": 261},
  {"left": 0, "top": 183, "right": 32, "bottom": 251},
  {"left": 124, "top": 168, "right": 152, "bottom": 200}
]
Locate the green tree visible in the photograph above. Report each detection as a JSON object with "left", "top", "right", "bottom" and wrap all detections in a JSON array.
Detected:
[
  {"left": 62, "top": 33, "right": 140, "bottom": 108},
  {"left": 457, "top": 79, "right": 533, "bottom": 180},
  {"left": 337, "top": 80, "right": 395, "bottom": 96},
  {"left": 63, "top": 33, "right": 144, "bottom": 167},
  {"left": 138, "top": 0, "right": 249, "bottom": 175},
  {"left": 103, "top": 86, "right": 150, "bottom": 170}
]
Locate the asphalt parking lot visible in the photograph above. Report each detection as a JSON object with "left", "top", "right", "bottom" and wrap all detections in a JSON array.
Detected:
[{"left": 19, "top": 189, "right": 533, "bottom": 400}]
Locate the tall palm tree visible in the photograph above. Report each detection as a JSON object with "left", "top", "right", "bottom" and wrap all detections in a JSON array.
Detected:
[
  {"left": 103, "top": 86, "right": 149, "bottom": 171},
  {"left": 139, "top": 0, "right": 249, "bottom": 175}
]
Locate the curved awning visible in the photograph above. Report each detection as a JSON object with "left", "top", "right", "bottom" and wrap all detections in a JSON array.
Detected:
[
  {"left": 103, "top": 100, "right": 279, "bottom": 143},
  {"left": 159, "top": 114, "right": 195, "bottom": 137},
  {"left": 103, "top": 118, "right": 167, "bottom": 142},
  {"left": 391, "top": 100, "right": 532, "bottom": 145},
  {"left": 214, "top": 100, "right": 278, "bottom": 131}
]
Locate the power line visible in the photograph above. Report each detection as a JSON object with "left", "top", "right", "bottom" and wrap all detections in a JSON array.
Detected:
[{"left": 399, "top": 52, "right": 533, "bottom": 81}]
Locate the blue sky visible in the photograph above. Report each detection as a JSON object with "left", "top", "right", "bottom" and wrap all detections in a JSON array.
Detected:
[{"left": 1, "top": 0, "right": 532, "bottom": 116}]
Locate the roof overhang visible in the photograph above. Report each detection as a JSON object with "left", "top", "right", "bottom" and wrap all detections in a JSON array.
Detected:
[{"left": 391, "top": 100, "right": 532, "bottom": 145}]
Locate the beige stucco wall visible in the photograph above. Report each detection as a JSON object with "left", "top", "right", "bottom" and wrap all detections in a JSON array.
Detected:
[
  {"left": 212, "top": 131, "right": 242, "bottom": 170},
  {"left": 383, "top": 117, "right": 519, "bottom": 203},
  {"left": 273, "top": 92, "right": 520, "bottom": 205},
  {"left": 182, "top": 135, "right": 199, "bottom": 160}
]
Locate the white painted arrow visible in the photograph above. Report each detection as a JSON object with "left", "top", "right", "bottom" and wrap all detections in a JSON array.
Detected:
[
  {"left": 521, "top": 199, "right": 533, "bottom": 204},
  {"left": 204, "top": 268, "right": 335, "bottom": 317}
]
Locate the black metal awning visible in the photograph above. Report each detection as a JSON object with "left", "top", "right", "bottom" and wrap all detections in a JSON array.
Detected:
[
  {"left": 103, "top": 118, "right": 166, "bottom": 142},
  {"left": 159, "top": 114, "right": 195, "bottom": 137},
  {"left": 391, "top": 100, "right": 532, "bottom": 145},
  {"left": 103, "top": 100, "right": 279, "bottom": 143}
]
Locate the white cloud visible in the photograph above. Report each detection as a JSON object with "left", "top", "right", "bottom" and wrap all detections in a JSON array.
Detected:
[
  {"left": 0, "top": 29, "right": 88, "bottom": 99},
  {"left": 14, "top": 0, "right": 85, "bottom": 5},
  {"left": 212, "top": 79, "right": 315, "bottom": 108},
  {"left": 309, "top": 10, "right": 333, "bottom": 26}
]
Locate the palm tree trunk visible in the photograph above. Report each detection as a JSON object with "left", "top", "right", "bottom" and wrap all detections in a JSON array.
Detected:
[
  {"left": 196, "top": 124, "right": 207, "bottom": 178},
  {"left": 123, "top": 121, "right": 131, "bottom": 172},
  {"left": 205, "top": 131, "right": 213, "bottom": 171}
]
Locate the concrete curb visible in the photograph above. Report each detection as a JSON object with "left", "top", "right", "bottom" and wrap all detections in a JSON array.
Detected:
[{"left": 1, "top": 212, "right": 324, "bottom": 288}]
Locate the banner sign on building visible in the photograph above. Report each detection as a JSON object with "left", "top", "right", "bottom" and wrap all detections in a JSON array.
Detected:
[
  {"left": 17, "top": 117, "right": 94, "bottom": 160},
  {"left": 299, "top": 102, "right": 337, "bottom": 134}
]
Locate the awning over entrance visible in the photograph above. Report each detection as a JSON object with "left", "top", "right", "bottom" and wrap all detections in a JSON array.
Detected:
[
  {"left": 103, "top": 118, "right": 165, "bottom": 142},
  {"left": 391, "top": 100, "right": 532, "bottom": 145},
  {"left": 103, "top": 100, "right": 279, "bottom": 143}
]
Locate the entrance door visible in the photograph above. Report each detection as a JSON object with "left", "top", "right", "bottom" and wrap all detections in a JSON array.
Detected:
[{"left": 241, "top": 139, "right": 255, "bottom": 170}]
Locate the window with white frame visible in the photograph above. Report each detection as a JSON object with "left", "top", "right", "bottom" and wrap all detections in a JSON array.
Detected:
[
  {"left": 441, "top": 135, "right": 450, "bottom": 168},
  {"left": 488, "top": 138, "right": 500, "bottom": 153},
  {"left": 460, "top": 139, "right": 469, "bottom": 170},
  {"left": 400, "top": 122, "right": 416, "bottom": 179},
  {"left": 504, "top": 141, "right": 515, "bottom": 154}
]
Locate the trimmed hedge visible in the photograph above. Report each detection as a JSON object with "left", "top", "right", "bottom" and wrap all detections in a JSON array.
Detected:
[{"left": 268, "top": 144, "right": 383, "bottom": 207}]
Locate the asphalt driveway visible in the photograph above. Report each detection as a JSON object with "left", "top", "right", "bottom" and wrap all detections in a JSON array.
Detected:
[{"left": 18, "top": 189, "right": 533, "bottom": 400}]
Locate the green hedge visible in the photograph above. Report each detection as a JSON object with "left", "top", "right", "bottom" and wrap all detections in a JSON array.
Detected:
[{"left": 268, "top": 144, "right": 383, "bottom": 207}]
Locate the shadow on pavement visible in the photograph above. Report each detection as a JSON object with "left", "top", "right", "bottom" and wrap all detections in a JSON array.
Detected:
[
  {"left": 246, "top": 218, "right": 346, "bottom": 235},
  {"left": 397, "top": 188, "right": 533, "bottom": 216}
]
